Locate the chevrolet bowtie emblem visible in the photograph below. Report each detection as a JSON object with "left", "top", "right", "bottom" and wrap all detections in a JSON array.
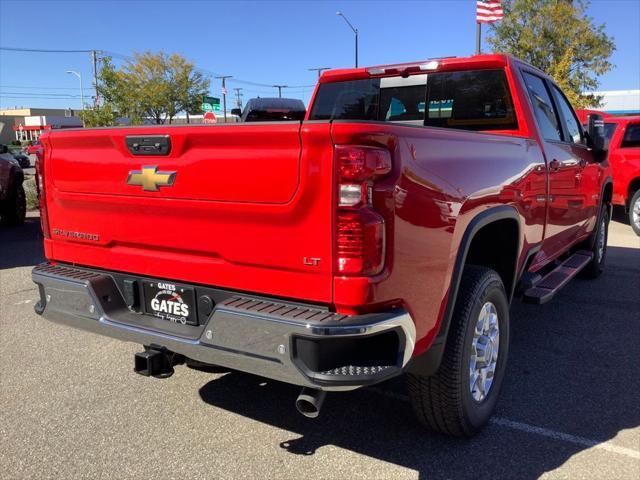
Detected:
[{"left": 127, "top": 166, "right": 176, "bottom": 191}]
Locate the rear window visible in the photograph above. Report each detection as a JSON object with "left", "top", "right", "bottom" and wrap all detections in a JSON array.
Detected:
[
  {"left": 621, "top": 123, "right": 640, "bottom": 148},
  {"left": 308, "top": 69, "right": 517, "bottom": 131},
  {"left": 245, "top": 109, "right": 306, "bottom": 122}
]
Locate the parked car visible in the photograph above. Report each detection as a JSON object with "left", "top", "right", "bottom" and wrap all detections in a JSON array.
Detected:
[
  {"left": 231, "top": 97, "right": 306, "bottom": 122},
  {"left": 32, "top": 54, "right": 612, "bottom": 437},
  {"left": 25, "top": 139, "right": 43, "bottom": 156},
  {"left": 0, "top": 145, "right": 26, "bottom": 226},
  {"left": 12, "top": 152, "right": 30, "bottom": 169},
  {"left": 577, "top": 110, "right": 640, "bottom": 235}
]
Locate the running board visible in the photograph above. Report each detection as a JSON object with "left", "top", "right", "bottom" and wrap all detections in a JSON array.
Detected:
[{"left": 523, "top": 251, "right": 593, "bottom": 304}]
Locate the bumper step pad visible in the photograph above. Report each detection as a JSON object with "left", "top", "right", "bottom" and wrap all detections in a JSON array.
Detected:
[{"left": 320, "top": 365, "right": 394, "bottom": 376}]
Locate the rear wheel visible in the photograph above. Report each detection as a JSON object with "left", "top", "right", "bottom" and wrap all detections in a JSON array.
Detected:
[
  {"left": 630, "top": 190, "right": 640, "bottom": 236},
  {"left": 0, "top": 183, "right": 26, "bottom": 227},
  {"left": 407, "top": 266, "right": 509, "bottom": 437}
]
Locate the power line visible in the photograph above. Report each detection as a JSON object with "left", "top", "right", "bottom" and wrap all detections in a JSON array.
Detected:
[
  {"left": 2, "top": 47, "right": 317, "bottom": 102},
  {"left": 0, "top": 91, "right": 86, "bottom": 97},
  {"left": 0, "top": 95, "right": 84, "bottom": 100},
  {"left": 0, "top": 85, "right": 94, "bottom": 91},
  {"left": 0, "top": 47, "right": 95, "bottom": 53},
  {"left": 3, "top": 47, "right": 316, "bottom": 90},
  {"left": 308, "top": 67, "right": 331, "bottom": 79}
]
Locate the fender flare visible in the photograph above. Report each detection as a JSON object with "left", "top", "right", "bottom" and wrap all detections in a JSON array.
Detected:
[
  {"left": 407, "top": 205, "right": 521, "bottom": 376},
  {"left": 588, "top": 177, "right": 613, "bottom": 249}
]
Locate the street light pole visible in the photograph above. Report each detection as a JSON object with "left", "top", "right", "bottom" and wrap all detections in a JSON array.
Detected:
[
  {"left": 336, "top": 11, "right": 358, "bottom": 68},
  {"left": 308, "top": 67, "right": 331, "bottom": 79},
  {"left": 66, "top": 70, "right": 85, "bottom": 126}
]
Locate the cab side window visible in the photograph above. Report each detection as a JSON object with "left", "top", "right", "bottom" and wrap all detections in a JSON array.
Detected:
[
  {"left": 522, "top": 72, "right": 562, "bottom": 141},
  {"left": 621, "top": 123, "right": 640, "bottom": 148},
  {"left": 551, "top": 86, "right": 583, "bottom": 144}
]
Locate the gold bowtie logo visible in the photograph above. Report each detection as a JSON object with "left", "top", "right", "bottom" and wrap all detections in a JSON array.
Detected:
[{"left": 127, "top": 166, "right": 176, "bottom": 191}]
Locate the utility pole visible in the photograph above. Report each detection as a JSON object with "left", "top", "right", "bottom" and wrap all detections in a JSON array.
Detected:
[
  {"left": 215, "top": 75, "right": 232, "bottom": 123},
  {"left": 476, "top": 23, "right": 481, "bottom": 55},
  {"left": 336, "top": 11, "right": 359, "bottom": 67},
  {"left": 233, "top": 87, "right": 243, "bottom": 109},
  {"left": 308, "top": 67, "right": 331, "bottom": 79},
  {"left": 273, "top": 85, "right": 287, "bottom": 98},
  {"left": 91, "top": 50, "right": 99, "bottom": 105}
]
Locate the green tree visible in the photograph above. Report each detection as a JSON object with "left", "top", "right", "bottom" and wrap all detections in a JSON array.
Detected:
[
  {"left": 78, "top": 104, "right": 117, "bottom": 127},
  {"left": 487, "top": 0, "right": 615, "bottom": 108},
  {"left": 97, "top": 52, "right": 210, "bottom": 125}
]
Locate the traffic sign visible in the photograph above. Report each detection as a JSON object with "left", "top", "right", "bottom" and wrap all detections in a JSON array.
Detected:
[
  {"left": 203, "top": 111, "right": 217, "bottom": 124},
  {"left": 201, "top": 96, "right": 220, "bottom": 113}
]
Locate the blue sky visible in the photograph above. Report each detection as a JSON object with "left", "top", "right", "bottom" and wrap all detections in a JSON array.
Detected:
[{"left": 1, "top": 0, "right": 638, "bottom": 110}]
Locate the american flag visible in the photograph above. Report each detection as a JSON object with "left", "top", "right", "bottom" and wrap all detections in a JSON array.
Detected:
[
  {"left": 221, "top": 86, "right": 228, "bottom": 95},
  {"left": 476, "top": 0, "right": 504, "bottom": 23}
]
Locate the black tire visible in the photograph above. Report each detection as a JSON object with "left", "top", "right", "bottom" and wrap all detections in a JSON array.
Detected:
[
  {"left": 407, "top": 266, "right": 510, "bottom": 437},
  {"left": 629, "top": 190, "right": 640, "bottom": 236},
  {"left": 583, "top": 205, "right": 609, "bottom": 279},
  {"left": 0, "top": 183, "right": 26, "bottom": 227}
]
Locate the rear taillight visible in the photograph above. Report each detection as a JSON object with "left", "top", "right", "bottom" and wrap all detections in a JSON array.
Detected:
[
  {"left": 35, "top": 145, "right": 50, "bottom": 239},
  {"left": 335, "top": 145, "right": 391, "bottom": 276}
]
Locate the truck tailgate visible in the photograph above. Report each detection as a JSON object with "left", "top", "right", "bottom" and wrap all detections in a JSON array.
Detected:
[{"left": 41, "top": 123, "right": 335, "bottom": 303}]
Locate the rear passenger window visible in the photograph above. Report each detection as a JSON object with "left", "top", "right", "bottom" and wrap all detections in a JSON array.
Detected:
[
  {"left": 551, "top": 86, "right": 583, "bottom": 143},
  {"left": 621, "top": 123, "right": 640, "bottom": 148},
  {"left": 424, "top": 69, "right": 518, "bottom": 131},
  {"left": 523, "top": 72, "right": 562, "bottom": 141}
]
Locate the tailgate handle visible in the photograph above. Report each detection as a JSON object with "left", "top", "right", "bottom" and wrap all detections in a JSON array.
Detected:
[{"left": 126, "top": 135, "right": 171, "bottom": 156}]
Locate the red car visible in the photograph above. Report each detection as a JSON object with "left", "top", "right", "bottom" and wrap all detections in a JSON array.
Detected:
[
  {"left": 577, "top": 110, "right": 640, "bottom": 235},
  {"left": 25, "top": 139, "right": 44, "bottom": 157},
  {"left": 32, "top": 54, "right": 611, "bottom": 437}
]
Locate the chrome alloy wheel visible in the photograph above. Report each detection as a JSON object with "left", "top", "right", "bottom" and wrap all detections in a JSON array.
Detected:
[
  {"left": 633, "top": 196, "right": 640, "bottom": 231},
  {"left": 597, "top": 215, "right": 607, "bottom": 262},
  {"left": 469, "top": 302, "right": 500, "bottom": 402}
]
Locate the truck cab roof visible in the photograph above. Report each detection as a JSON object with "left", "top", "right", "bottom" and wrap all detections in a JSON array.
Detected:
[{"left": 318, "top": 54, "right": 543, "bottom": 84}]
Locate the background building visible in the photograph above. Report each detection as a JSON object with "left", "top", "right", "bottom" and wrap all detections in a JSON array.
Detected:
[
  {"left": 0, "top": 107, "right": 82, "bottom": 144},
  {"left": 589, "top": 90, "right": 640, "bottom": 116}
]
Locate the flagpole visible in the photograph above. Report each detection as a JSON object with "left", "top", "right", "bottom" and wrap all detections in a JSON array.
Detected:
[{"left": 476, "top": 22, "right": 481, "bottom": 55}]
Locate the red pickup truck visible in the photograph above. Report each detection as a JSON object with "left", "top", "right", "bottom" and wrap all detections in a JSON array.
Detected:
[
  {"left": 32, "top": 54, "right": 612, "bottom": 437},
  {"left": 577, "top": 110, "right": 640, "bottom": 235}
]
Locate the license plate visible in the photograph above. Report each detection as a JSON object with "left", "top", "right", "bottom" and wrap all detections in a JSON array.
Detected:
[{"left": 143, "top": 281, "right": 197, "bottom": 325}]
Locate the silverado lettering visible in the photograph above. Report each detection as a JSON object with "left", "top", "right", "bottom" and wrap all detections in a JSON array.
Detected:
[{"left": 32, "top": 54, "right": 612, "bottom": 437}]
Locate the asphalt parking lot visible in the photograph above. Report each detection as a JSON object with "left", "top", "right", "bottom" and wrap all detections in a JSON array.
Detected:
[{"left": 1, "top": 212, "right": 639, "bottom": 479}]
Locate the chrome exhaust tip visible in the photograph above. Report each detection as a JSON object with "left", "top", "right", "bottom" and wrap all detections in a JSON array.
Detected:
[{"left": 295, "top": 388, "right": 326, "bottom": 418}]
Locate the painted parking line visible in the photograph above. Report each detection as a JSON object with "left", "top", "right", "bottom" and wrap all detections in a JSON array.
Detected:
[
  {"left": 12, "top": 299, "right": 33, "bottom": 305},
  {"left": 490, "top": 417, "right": 640, "bottom": 460},
  {"left": 368, "top": 387, "right": 640, "bottom": 460}
]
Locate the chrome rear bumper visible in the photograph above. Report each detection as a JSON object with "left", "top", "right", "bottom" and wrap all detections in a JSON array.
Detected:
[{"left": 32, "top": 263, "right": 415, "bottom": 391}]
